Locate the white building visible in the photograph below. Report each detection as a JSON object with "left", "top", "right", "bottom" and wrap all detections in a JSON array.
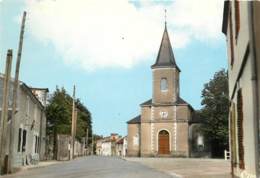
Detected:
[
  {"left": 115, "top": 136, "right": 127, "bottom": 157},
  {"left": 95, "top": 133, "right": 120, "bottom": 156},
  {"left": 102, "top": 141, "right": 112, "bottom": 156}
]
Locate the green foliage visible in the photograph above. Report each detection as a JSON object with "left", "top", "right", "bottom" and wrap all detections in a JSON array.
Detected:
[
  {"left": 46, "top": 87, "right": 92, "bottom": 142},
  {"left": 199, "top": 69, "right": 229, "bottom": 157}
]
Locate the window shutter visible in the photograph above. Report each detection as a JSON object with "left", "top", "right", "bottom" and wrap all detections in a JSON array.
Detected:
[
  {"left": 17, "top": 128, "right": 22, "bottom": 152},
  {"left": 22, "top": 130, "right": 27, "bottom": 152},
  {"left": 237, "top": 89, "right": 245, "bottom": 169},
  {"left": 229, "top": 10, "right": 234, "bottom": 66},
  {"left": 235, "top": 0, "right": 240, "bottom": 37}
]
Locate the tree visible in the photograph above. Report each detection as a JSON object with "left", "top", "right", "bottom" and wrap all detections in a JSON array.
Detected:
[
  {"left": 200, "top": 69, "right": 229, "bottom": 158},
  {"left": 75, "top": 99, "right": 92, "bottom": 141},
  {"left": 46, "top": 87, "right": 92, "bottom": 159}
]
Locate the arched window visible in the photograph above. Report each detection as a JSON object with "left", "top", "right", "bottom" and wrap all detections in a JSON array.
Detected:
[{"left": 160, "top": 78, "right": 168, "bottom": 91}]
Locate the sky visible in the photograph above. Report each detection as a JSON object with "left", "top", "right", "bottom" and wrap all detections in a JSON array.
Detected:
[{"left": 0, "top": 0, "right": 227, "bottom": 136}]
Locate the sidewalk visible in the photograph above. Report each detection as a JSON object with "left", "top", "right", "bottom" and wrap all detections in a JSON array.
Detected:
[
  {"left": 20, "top": 160, "right": 62, "bottom": 171},
  {"left": 2, "top": 159, "right": 63, "bottom": 176},
  {"left": 125, "top": 157, "right": 232, "bottom": 178},
  {"left": 2, "top": 157, "right": 89, "bottom": 177}
]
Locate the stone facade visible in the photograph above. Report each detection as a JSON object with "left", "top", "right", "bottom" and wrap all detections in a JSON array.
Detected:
[
  {"left": 222, "top": 1, "right": 260, "bottom": 178},
  {"left": 56, "top": 134, "right": 85, "bottom": 161},
  {"left": 0, "top": 75, "right": 47, "bottom": 169},
  {"left": 127, "top": 123, "right": 140, "bottom": 156},
  {"left": 127, "top": 24, "right": 194, "bottom": 157}
]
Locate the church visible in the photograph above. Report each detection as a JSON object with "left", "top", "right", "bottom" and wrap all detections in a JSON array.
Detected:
[{"left": 127, "top": 23, "right": 201, "bottom": 157}]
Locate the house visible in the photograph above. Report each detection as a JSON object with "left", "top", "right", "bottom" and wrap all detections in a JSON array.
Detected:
[
  {"left": 115, "top": 136, "right": 127, "bottom": 157},
  {"left": 102, "top": 138, "right": 113, "bottom": 156},
  {"left": 96, "top": 139, "right": 103, "bottom": 156},
  {"left": 30, "top": 87, "right": 48, "bottom": 161},
  {"left": 222, "top": 1, "right": 260, "bottom": 178},
  {"left": 30, "top": 88, "right": 48, "bottom": 107},
  {"left": 95, "top": 133, "right": 120, "bottom": 156},
  {"left": 0, "top": 74, "right": 48, "bottom": 170},
  {"left": 126, "top": 22, "right": 206, "bottom": 157}
]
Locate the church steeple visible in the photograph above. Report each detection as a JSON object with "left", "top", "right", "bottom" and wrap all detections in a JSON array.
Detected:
[
  {"left": 151, "top": 24, "right": 180, "bottom": 71},
  {"left": 152, "top": 20, "right": 181, "bottom": 104}
]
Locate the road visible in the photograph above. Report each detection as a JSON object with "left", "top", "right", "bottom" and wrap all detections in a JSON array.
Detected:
[
  {"left": 3, "top": 156, "right": 175, "bottom": 178},
  {"left": 126, "top": 157, "right": 231, "bottom": 178}
]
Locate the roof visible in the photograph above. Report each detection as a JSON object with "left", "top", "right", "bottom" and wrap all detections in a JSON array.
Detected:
[
  {"left": 222, "top": 1, "right": 230, "bottom": 35},
  {"left": 21, "top": 83, "right": 45, "bottom": 110},
  {"left": 140, "top": 97, "right": 192, "bottom": 107},
  {"left": 116, "top": 137, "right": 124, "bottom": 144},
  {"left": 0, "top": 73, "right": 45, "bottom": 110},
  {"left": 140, "top": 99, "right": 152, "bottom": 106},
  {"left": 151, "top": 24, "right": 180, "bottom": 71},
  {"left": 127, "top": 115, "right": 141, "bottom": 124},
  {"left": 176, "top": 97, "right": 189, "bottom": 105},
  {"left": 30, "top": 87, "right": 49, "bottom": 92},
  {"left": 175, "top": 97, "right": 194, "bottom": 111}
]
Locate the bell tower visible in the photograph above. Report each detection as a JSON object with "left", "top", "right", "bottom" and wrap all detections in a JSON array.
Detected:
[{"left": 151, "top": 23, "right": 180, "bottom": 104}]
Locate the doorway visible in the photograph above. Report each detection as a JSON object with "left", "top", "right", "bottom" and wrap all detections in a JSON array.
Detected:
[{"left": 158, "top": 130, "right": 170, "bottom": 155}]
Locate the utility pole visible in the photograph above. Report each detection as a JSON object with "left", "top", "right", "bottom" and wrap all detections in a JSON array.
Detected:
[
  {"left": 85, "top": 126, "right": 89, "bottom": 156},
  {"left": 73, "top": 108, "right": 78, "bottom": 158},
  {"left": 8, "top": 11, "right": 26, "bottom": 174},
  {"left": 85, "top": 127, "right": 88, "bottom": 148},
  {"left": 74, "top": 108, "right": 78, "bottom": 137},
  {"left": 70, "top": 85, "right": 76, "bottom": 160},
  {"left": 0, "top": 50, "right": 13, "bottom": 174},
  {"left": 92, "top": 135, "right": 94, "bottom": 155}
]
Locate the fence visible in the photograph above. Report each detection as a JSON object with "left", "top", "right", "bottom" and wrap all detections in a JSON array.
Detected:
[{"left": 224, "top": 150, "right": 230, "bottom": 160}]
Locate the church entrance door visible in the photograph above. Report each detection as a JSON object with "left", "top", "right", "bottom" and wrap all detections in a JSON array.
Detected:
[{"left": 158, "top": 130, "right": 170, "bottom": 155}]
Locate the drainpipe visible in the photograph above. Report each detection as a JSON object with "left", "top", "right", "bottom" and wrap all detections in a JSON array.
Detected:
[{"left": 248, "top": 2, "right": 260, "bottom": 176}]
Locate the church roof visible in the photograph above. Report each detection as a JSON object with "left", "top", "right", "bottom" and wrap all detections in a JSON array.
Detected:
[
  {"left": 140, "top": 97, "right": 193, "bottom": 109},
  {"left": 140, "top": 99, "right": 152, "bottom": 106},
  {"left": 151, "top": 24, "right": 180, "bottom": 71},
  {"left": 127, "top": 115, "right": 141, "bottom": 124},
  {"left": 177, "top": 97, "right": 189, "bottom": 105},
  {"left": 189, "top": 110, "right": 204, "bottom": 124}
]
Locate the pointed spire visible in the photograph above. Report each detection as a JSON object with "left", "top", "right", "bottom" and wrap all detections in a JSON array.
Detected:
[{"left": 151, "top": 18, "right": 180, "bottom": 71}]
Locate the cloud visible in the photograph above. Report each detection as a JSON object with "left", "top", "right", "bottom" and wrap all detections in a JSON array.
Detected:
[{"left": 24, "top": 0, "right": 224, "bottom": 71}]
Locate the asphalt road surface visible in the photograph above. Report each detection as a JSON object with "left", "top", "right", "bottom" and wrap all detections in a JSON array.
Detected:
[{"left": 3, "top": 156, "right": 176, "bottom": 178}]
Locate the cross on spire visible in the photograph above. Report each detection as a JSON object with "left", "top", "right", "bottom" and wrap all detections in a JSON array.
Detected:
[
  {"left": 151, "top": 12, "right": 180, "bottom": 71},
  {"left": 164, "top": 9, "right": 167, "bottom": 26}
]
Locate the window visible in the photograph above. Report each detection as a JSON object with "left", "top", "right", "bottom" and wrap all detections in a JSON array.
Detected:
[
  {"left": 17, "top": 128, "right": 22, "bottom": 152},
  {"left": 160, "top": 111, "right": 168, "bottom": 119},
  {"left": 22, "top": 130, "right": 27, "bottom": 152},
  {"left": 37, "top": 136, "right": 40, "bottom": 153},
  {"left": 235, "top": 0, "right": 240, "bottom": 37},
  {"left": 133, "top": 134, "right": 139, "bottom": 146},
  {"left": 160, "top": 78, "right": 168, "bottom": 91},
  {"left": 35, "top": 135, "right": 38, "bottom": 154},
  {"left": 229, "top": 10, "right": 234, "bottom": 66},
  {"left": 237, "top": 89, "right": 244, "bottom": 169}
]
